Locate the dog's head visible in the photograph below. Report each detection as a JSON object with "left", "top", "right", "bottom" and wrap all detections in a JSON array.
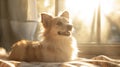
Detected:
[{"left": 41, "top": 11, "right": 73, "bottom": 37}]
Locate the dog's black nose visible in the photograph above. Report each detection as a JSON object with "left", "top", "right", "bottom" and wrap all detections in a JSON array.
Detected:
[{"left": 67, "top": 25, "right": 72, "bottom": 30}]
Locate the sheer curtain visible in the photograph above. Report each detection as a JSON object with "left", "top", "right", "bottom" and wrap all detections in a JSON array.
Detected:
[{"left": 0, "top": 0, "right": 38, "bottom": 50}]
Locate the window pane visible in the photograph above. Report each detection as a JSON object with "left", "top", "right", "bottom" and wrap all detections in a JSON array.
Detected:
[
  {"left": 61, "top": 0, "right": 99, "bottom": 44},
  {"left": 101, "top": 0, "right": 120, "bottom": 43},
  {"left": 37, "top": 0, "right": 55, "bottom": 14}
]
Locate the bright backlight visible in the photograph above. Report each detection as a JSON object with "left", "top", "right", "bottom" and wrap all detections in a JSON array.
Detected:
[{"left": 65, "top": 0, "right": 114, "bottom": 22}]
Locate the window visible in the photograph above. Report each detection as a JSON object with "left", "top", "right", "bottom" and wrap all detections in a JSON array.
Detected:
[
  {"left": 36, "top": 0, "right": 120, "bottom": 45},
  {"left": 37, "top": 0, "right": 55, "bottom": 15}
]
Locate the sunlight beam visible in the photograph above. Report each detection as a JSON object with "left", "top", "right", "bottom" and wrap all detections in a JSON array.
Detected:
[
  {"left": 65, "top": 0, "right": 115, "bottom": 43},
  {"left": 65, "top": 0, "right": 114, "bottom": 24},
  {"left": 101, "top": 0, "right": 114, "bottom": 15},
  {"left": 65, "top": 0, "right": 99, "bottom": 26}
]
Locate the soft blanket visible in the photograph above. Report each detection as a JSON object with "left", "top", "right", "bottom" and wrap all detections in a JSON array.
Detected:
[{"left": 0, "top": 55, "right": 120, "bottom": 67}]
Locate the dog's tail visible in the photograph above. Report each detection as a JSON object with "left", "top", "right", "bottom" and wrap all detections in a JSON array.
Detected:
[{"left": 0, "top": 47, "right": 8, "bottom": 59}]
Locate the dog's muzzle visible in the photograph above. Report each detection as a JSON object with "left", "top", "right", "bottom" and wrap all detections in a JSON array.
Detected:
[{"left": 58, "top": 25, "right": 72, "bottom": 36}]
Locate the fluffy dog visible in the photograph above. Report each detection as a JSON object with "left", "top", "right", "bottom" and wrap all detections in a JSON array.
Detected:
[{"left": 8, "top": 11, "right": 78, "bottom": 62}]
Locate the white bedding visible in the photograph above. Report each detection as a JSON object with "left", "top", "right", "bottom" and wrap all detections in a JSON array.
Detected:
[
  {"left": 0, "top": 59, "right": 97, "bottom": 67},
  {"left": 0, "top": 55, "right": 120, "bottom": 67}
]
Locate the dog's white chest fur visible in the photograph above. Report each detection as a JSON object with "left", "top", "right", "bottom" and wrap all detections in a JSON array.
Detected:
[{"left": 40, "top": 37, "right": 78, "bottom": 62}]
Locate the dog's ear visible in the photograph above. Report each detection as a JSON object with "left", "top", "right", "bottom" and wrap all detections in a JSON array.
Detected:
[
  {"left": 60, "top": 11, "right": 69, "bottom": 19},
  {"left": 41, "top": 13, "right": 53, "bottom": 28}
]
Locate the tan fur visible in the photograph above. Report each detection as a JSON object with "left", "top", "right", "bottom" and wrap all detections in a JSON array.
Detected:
[{"left": 8, "top": 11, "right": 78, "bottom": 62}]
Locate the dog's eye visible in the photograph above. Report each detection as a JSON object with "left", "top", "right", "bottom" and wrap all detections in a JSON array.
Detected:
[{"left": 56, "top": 21, "right": 63, "bottom": 25}]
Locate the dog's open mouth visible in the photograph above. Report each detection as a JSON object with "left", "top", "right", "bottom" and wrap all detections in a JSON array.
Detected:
[{"left": 58, "top": 31, "right": 71, "bottom": 36}]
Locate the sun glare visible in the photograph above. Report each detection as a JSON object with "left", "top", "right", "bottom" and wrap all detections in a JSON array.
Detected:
[
  {"left": 65, "top": 0, "right": 99, "bottom": 13},
  {"left": 101, "top": 0, "right": 114, "bottom": 15},
  {"left": 44, "top": 0, "right": 49, "bottom": 7},
  {"left": 65, "top": 0, "right": 99, "bottom": 26},
  {"left": 65, "top": 0, "right": 114, "bottom": 26}
]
